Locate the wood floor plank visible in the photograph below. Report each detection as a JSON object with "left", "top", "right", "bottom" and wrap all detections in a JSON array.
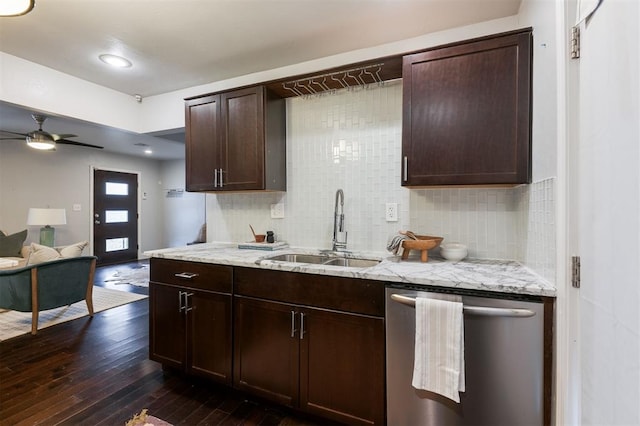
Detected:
[{"left": 0, "top": 261, "right": 326, "bottom": 426}]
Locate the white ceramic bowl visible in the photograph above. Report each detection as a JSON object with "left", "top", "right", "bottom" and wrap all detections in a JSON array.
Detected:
[{"left": 440, "top": 243, "right": 468, "bottom": 261}]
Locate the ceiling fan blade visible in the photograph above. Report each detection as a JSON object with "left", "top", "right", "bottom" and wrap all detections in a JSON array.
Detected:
[
  {"left": 51, "top": 133, "right": 77, "bottom": 141},
  {"left": 0, "top": 130, "right": 28, "bottom": 137},
  {"left": 0, "top": 137, "right": 25, "bottom": 141},
  {"left": 57, "top": 139, "right": 104, "bottom": 149}
]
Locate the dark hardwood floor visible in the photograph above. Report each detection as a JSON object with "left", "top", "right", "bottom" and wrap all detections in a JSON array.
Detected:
[{"left": 0, "top": 261, "right": 331, "bottom": 426}]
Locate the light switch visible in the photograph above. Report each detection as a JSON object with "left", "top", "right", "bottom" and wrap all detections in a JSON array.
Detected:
[{"left": 73, "top": 204, "right": 82, "bottom": 211}]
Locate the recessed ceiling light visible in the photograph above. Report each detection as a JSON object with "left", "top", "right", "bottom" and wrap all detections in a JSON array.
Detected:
[
  {"left": 144, "top": 149, "right": 153, "bottom": 155},
  {"left": 99, "top": 54, "right": 132, "bottom": 68},
  {"left": 0, "top": 0, "right": 34, "bottom": 17}
]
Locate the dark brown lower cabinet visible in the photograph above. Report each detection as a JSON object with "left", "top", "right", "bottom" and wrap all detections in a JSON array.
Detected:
[
  {"left": 149, "top": 259, "right": 233, "bottom": 385},
  {"left": 234, "top": 295, "right": 385, "bottom": 425},
  {"left": 299, "top": 307, "right": 385, "bottom": 425},
  {"left": 150, "top": 261, "right": 385, "bottom": 425},
  {"left": 233, "top": 297, "right": 299, "bottom": 406}
]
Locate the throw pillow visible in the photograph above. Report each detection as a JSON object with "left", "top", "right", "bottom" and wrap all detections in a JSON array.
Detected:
[
  {"left": 58, "top": 241, "right": 88, "bottom": 257},
  {"left": 27, "top": 243, "right": 61, "bottom": 265},
  {"left": 27, "top": 241, "right": 90, "bottom": 265},
  {"left": 0, "top": 229, "right": 28, "bottom": 257}
]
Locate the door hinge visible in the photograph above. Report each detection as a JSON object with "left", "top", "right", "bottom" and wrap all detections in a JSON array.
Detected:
[
  {"left": 571, "top": 26, "right": 580, "bottom": 59},
  {"left": 571, "top": 256, "right": 581, "bottom": 288}
]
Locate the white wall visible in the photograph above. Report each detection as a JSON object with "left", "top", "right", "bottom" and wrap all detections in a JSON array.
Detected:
[
  {"left": 160, "top": 159, "right": 206, "bottom": 248},
  {"left": 0, "top": 53, "right": 142, "bottom": 133},
  {"left": 0, "top": 141, "right": 166, "bottom": 254},
  {"left": 517, "top": 0, "right": 559, "bottom": 181}
]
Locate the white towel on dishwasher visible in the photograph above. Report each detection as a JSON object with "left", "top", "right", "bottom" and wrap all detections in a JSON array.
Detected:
[{"left": 412, "top": 296, "right": 465, "bottom": 403}]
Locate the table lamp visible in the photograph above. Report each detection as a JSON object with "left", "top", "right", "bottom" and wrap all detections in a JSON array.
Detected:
[{"left": 27, "top": 208, "right": 67, "bottom": 247}]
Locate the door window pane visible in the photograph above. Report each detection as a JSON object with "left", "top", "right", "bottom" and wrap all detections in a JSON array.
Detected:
[
  {"left": 105, "top": 210, "right": 129, "bottom": 223},
  {"left": 105, "top": 237, "right": 129, "bottom": 252},
  {"left": 105, "top": 182, "right": 129, "bottom": 196}
]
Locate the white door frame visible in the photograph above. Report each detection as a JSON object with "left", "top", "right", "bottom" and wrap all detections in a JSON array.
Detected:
[{"left": 555, "top": 0, "right": 581, "bottom": 424}]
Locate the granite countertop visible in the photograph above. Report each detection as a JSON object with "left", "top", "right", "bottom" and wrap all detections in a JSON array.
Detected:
[{"left": 144, "top": 242, "right": 556, "bottom": 298}]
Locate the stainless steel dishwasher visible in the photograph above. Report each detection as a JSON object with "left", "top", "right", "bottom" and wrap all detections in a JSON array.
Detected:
[{"left": 386, "top": 286, "right": 544, "bottom": 426}]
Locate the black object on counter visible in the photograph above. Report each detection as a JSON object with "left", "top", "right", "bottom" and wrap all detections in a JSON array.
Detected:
[{"left": 266, "top": 231, "right": 274, "bottom": 243}]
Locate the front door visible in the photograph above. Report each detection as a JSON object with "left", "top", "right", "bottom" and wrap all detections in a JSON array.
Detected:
[{"left": 93, "top": 169, "right": 139, "bottom": 266}]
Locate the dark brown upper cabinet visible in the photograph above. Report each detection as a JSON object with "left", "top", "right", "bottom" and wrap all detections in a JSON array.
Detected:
[
  {"left": 185, "top": 86, "right": 286, "bottom": 192},
  {"left": 402, "top": 29, "right": 532, "bottom": 186}
]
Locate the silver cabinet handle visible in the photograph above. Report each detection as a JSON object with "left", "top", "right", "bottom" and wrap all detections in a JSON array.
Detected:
[
  {"left": 299, "top": 312, "right": 306, "bottom": 340},
  {"left": 175, "top": 272, "right": 199, "bottom": 279},
  {"left": 178, "top": 291, "right": 186, "bottom": 313},
  {"left": 390, "top": 294, "right": 536, "bottom": 318},
  {"left": 219, "top": 169, "right": 224, "bottom": 187},
  {"left": 403, "top": 156, "right": 408, "bottom": 182},
  {"left": 290, "top": 310, "right": 297, "bottom": 338},
  {"left": 214, "top": 169, "right": 218, "bottom": 187},
  {"left": 184, "top": 292, "right": 194, "bottom": 312}
]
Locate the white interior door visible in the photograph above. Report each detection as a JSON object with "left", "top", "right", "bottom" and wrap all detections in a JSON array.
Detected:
[{"left": 570, "top": 1, "right": 640, "bottom": 424}]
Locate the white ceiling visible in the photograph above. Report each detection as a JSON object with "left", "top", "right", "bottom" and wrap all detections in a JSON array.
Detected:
[{"left": 0, "top": 0, "right": 522, "bottom": 159}]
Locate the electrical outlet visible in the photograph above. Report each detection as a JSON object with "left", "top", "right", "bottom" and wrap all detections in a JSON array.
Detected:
[
  {"left": 385, "top": 203, "right": 398, "bottom": 222},
  {"left": 270, "top": 203, "right": 285, "bottom": 219}
]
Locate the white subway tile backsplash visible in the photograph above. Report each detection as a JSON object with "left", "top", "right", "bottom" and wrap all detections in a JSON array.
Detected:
[{"left": 206, "top": 82, "right": 555, "bottom": 285}]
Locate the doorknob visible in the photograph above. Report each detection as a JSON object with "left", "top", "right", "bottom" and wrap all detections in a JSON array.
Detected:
[{"left": 94, "top": 213, "right": 99, "bottom": 218}]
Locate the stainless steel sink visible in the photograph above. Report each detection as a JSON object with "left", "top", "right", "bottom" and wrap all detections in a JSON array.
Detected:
[
  {"left": 264, "top": 253, "right": 380, "bottom": 268},
  {"left": 266, "top": 254, "right": 329, "bottom": 264},
  {"left": 322, "top": 258, "right": 381, "bottom": 268}
]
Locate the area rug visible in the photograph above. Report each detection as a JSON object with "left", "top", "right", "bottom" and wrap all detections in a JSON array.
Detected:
[
  {"left": 105, "top": 263, "right": 150, "bottom": 287},
  {"left": 0, "top": 287, "right": 148, "bottom": 342}
]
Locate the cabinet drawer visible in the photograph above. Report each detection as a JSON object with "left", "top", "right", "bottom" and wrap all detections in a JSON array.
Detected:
[
  {"left": 235, "top": 267, "right": 384, "bottom": 317},
  {"left": 150, "top": 258, "right": 232, "bottom": 293}
]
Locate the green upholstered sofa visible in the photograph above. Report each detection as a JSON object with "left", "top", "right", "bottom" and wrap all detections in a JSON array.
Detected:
[{"left": 0, "top": 256, "right": 97, "bottom": 335}]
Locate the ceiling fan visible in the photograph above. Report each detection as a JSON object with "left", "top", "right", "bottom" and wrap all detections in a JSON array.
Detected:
[{"left": 0, "top": 114, "right": 103, "bottom": 150}]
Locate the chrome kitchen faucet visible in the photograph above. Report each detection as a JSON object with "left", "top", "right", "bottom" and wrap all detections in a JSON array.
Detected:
[{"left": 332, "top": 189, "right": 347, "bottom": 251}]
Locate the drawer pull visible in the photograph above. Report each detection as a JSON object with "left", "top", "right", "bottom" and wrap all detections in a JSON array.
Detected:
[{"left": 175, "top": 272, "right": 199, "bottom": 279}]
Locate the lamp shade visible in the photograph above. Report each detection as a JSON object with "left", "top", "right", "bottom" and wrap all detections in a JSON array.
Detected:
[
  {"left": 0, "top": 0, "right": 34, "bottom": 17},
  {"left": 27, "top": 208, "right": 67, "bottom": 226}
]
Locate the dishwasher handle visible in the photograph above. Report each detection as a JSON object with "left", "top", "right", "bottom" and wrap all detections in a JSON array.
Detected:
[{"left": 390, "top": 294, "right": 536, "bottom": 318}]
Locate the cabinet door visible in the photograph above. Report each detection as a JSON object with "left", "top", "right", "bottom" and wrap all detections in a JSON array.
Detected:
[
  {"left": 187, "top": 291, "right": 232, "bottom": 385},
  {"left": 402, "top": 31, "right": 532, "bottom": 186},
  {"left": 233, "top": 296, "right": 298, "bottom": 407},
  {"left": 220, "top": 87, "right": 265, "bottom": 190},
  {"left": 149, "top": 283, "right": 185, "bottom": 369},
  {"left": 299, "top": 308, "right": 385, "bottom": 425},
  {"left": 185, "top": 94, "right": 220, "bottom": 191}
]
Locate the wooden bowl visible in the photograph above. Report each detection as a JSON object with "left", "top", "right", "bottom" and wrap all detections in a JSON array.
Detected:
[
  {"left": 254, "top": 234, "right": 266, "bottom": 243},
  {"left": 401, "top": 235, "right": 443, "bottom": 262}
]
